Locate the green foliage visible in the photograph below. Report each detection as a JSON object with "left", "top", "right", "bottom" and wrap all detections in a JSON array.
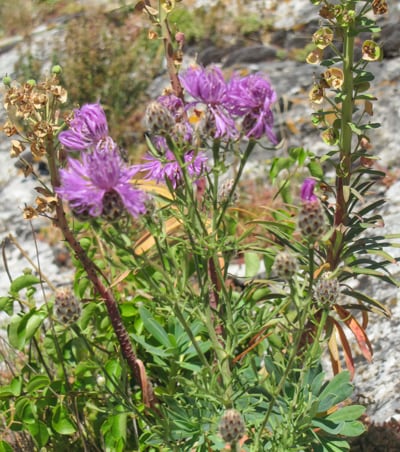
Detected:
[{"left": 1, "top": 0, "right": 397, "bottom": 450}]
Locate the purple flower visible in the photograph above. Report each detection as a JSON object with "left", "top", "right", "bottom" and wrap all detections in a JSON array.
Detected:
[
  {"left": 227, "top": 73, "right": 277, "bottom": 142},
  {"left": 300, "top": 178, "right": 318, "bottom": 202},
  {"left": 180, "top": 66, "right": 237, "bottom": 139},
  {"left": 56, "top": 140, "right": 147, "bottom": 218},
  {"left": 59, "top": 103, "right": 109, "bottom": 151},
  {"left": 135, "top": 149, "right": 208, "bottom": 189}
]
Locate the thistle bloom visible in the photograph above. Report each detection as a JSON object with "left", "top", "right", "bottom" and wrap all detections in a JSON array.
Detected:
[
  {"left": 298, "top": 178, "right": 326, "bottom": 239},
  {"left": 227, "top": 73, "right": 278, "bottom": 143},
  {"left": 135, "top": 148, "right": 208, "bottom": 189},
  {"left": 56, "top": 140, "right": 147, "bottom": 219},
  {"left": 59, "top": 103, "right": 109, "bottom": 151},
  {"left": 300, "top": 178, "right": 318, "bottom": 202},
  {"left": 180, "top": 66, "right": 237, "bottom": 139}
]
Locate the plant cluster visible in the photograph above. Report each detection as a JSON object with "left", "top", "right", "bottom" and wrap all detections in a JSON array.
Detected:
[{"left": 0, "top": 0, "right": 396, "bottom": 451}]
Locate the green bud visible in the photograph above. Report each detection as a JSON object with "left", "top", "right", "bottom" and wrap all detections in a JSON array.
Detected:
[
  {"left": 26, "top": 79, "right": 36, "bottom": 87},
  {"left": 52, "top": 65, "right": 62, "bottom": 74},
  {"left": 2, "top": 75, "right": 12, "bottom": 86}
]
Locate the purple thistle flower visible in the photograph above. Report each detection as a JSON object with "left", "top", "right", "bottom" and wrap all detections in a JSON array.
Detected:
[
  {"left": 56, "top": 140, "right": 147, "bottom": 218},
  {"left": 59, "top": 103, "right": 109, "bottom": 151},
  {"left": 135, "top": 149, "right": 208, "bottom": 189},
  {"left": 300, "top": 178, "right": 318, "bottom": 202},
  {"left": 227, "top": 73, "right": 278, "bottom": 143},
  {"left": 180, "top": 66, "right": 237, "bottom": 139}
]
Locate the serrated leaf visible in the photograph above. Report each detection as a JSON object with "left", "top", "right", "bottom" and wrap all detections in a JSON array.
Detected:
[{"left": 10, "top": 275, "right": 40, "bottom": 294}]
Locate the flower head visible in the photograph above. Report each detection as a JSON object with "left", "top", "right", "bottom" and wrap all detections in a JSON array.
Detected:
[
  {"left": 227, "top": 73, "right": 277, "bottom": 142},
  {"left": 298, "top": 178, "right": 326, "bottom": 240},
  {"left": 300, "top": 178, "right": 318, "bottom": 202},
  {"left": 135, "top": 147, "right": 207, "bottom": 189},
  {"left": 59, "top": 103, "right": 109, "bottom": 151},
  {"left": 180, "top": 66, "right": 237, "bottom": 139},
  {"left": 56, "top": 140, "right": 147, "bottom": 219}
]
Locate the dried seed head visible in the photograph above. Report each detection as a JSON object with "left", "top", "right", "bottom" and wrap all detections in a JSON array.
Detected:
[
  {"left": 298, "top": 200, "right": 326, "bottom": 240},
  {"left": 314, "top": 272, "right": 340, "bottom": 306},
  {"left": 372, "top": 0, "right": 388, "bottom": 15},
  {"left": 219, "top": 409, "right": 245, "bottom": 443},
  {"left": 309, "top": 83, "right": 324, "bottom": 104},
  {"left": 54, "top": 287, "right": 81, "bottom": 325},
  {"left": 313, "top": 27, "right": 334, "bottom": 49},
  {"left": 274, "top": 251, "right": 297, "bottom": 280},
  {"left": 362, "top": 40, "right": 381, "bottom": 62}
]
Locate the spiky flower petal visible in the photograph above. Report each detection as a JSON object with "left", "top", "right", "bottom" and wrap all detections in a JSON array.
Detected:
[
  {"left": 56, "top": 140, "right": 147, "bottom": 219},
  {"left": 59, "top": 103, "right": 109, "bottom": 151}
]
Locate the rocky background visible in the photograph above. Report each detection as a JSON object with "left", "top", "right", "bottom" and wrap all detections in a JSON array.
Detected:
[{"left": 0, "top": 0, "right": 400, "bottom": 446}]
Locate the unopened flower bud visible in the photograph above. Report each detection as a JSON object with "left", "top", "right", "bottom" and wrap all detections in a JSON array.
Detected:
[
  {"left": 51, "top": 65, "right": 62, "bottom": 74},
  {"left": 219, "top": 409, "right": 245, "bottom": 443},
  {"left": 274, "top": 251, "right": 297, "bottom": 280},
  {"left": 2, "top": 75, "right": 11, "bottom": 86},
  {"left": 175, "top": 31, "right": 185, "bottom": 45},
  {"left": 314, "top": 272, "right": 340, "bottom": 306},
  {"left": 54, "top": 286, "right": 81, "bottom": 325},
  {"left": 218, "top": 179, "right": 238, "bottom": 205},
  {"left": 144, "top": 100, "right": 175, "bottom": 135}
]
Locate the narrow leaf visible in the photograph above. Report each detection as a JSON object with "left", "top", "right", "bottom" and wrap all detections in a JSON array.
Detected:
[
  {"left": 334, "top": 305, "right": 373, "bottom": 362},
  {"left": 332, "top": 318, "right": 355, "bottom": 379}
]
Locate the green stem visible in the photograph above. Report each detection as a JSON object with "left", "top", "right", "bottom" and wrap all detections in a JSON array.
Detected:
[{"left": 328, "top": 6, "right": 355, "bottom": 270}]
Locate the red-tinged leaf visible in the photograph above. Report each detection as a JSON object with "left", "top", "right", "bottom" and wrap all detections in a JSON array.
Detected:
[
  {"left": 328, "top": 322, "right": 341, "bottom": 375},
  {"left": 361, "top": 310, "right": 369, "bottom": 330},
  {"left": 332, "top": 318, "right": 355, "bottom": 380},
  {"left": 334, "top": 305, "right": 373, "bottom": 362}
]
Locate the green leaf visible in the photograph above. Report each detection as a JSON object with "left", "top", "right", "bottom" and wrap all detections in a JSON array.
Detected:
[
  {"left": 0, "top": 376, "right": 22, "bottom": 398},
  {"left": 52, "top": 404, "right": 77, "bottom": 435},
  {"left": 25, "top": 309, "right": 47, "bottom": 342},
  {"left": 0, "top": 441, "right": 13, "bottom": 452},
  {"left": 336, "top": 420, "right": 366, "bottom": 437},
  {"left": 27, "top": 420, "right": 50, "bottom": 447},
  {"left": 139, "top": 305, "right": 171, "bottom": 348},
  {"left": 318, "top": 371, "right": 352, "bottom": 412},
  {"left": 312, "top": 418, "right": 343, "bottom": 435},
  {"left": 308, "top": 160, "right": 324, "bottom": 178},
  {"left": 327, "top": 405, "right": 365, "bottom": 422},
  {"left": 0, "top": 297, "right": 13, "bottom": 314},
  {"left": 26, "top": 375, "right": 51, "bottom": 393},
  {"left": 10, "top": 275, "right": 40, "bottom": 294},
  {"left": 245, "top": 252, "right": 261, "bottom": 278},
  {"left": 15, "top": 397, "right": 36, "bottom": 425}
]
